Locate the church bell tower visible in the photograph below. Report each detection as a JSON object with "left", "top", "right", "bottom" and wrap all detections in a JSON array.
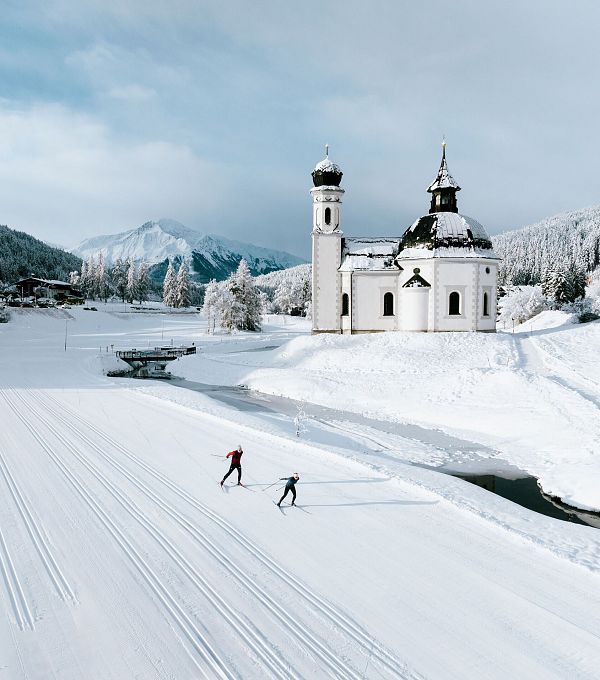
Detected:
[
  {"left": 311, "top": 145, "right": 344, "bottom": 333},
  {"left": 428, "top": 140, "right": 461, "bottom": 214}
]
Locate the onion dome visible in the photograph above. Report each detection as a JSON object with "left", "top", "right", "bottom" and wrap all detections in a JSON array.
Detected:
[{"left": 311, "top": 144, "right": 343, "bottom": 187}]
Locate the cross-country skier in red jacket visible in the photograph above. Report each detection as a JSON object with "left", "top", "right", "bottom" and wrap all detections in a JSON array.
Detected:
[{"left": 220, "top": 445, "right": 243, "bottom": 486}]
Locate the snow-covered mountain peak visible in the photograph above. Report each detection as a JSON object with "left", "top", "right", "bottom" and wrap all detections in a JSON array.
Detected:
[{"left": 71, "top": 219, "right": 305, "bottom": 282}]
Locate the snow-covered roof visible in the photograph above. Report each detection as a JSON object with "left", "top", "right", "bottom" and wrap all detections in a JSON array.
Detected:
[
  {"left": 16, "top": 277, "right": 71, "bottom": 286},
  {"left": 399, "top": 246, "right": 500, "bottom": 260},
  {"left": 339, "top": 237, "right": 401, "bottom": 272},
  {"left": 314, "top": 158, "right": 342, "bottom": 174},
  {"left": 397, "top": 213, "right": 500, "bottom": 260},
  {"left": 427, "top": 149, "right": 461, "bottom": 193},
  {"left": 312, "top": 148, "right": 343, "bottom": 188}
]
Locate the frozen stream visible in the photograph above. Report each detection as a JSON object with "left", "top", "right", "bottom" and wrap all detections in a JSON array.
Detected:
[{"left": 167, "top": 377, "right": 600, "bottom": 528}]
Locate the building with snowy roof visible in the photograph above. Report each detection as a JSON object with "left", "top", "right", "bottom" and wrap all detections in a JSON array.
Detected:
[{"left": 311, "top": 143, "right": 500, "bottom": 333}]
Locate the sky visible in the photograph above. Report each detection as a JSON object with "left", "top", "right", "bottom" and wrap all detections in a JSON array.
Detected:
[{"left": 1, "top": 1, "right": 599, "bottom": 260}]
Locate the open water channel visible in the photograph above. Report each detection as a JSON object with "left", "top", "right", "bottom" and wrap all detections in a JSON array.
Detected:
[{"left": 165, "top": 376, "right": 600, "bottom": 529}]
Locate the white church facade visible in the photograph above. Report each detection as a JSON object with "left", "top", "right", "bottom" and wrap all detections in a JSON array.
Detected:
[{"left": 311, "top": 144, "right": 500, "bottom": 334}]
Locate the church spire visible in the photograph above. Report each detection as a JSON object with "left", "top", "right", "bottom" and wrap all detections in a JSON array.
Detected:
[{"left": 427, "top": 139, "right": 461, "bottom": 214}]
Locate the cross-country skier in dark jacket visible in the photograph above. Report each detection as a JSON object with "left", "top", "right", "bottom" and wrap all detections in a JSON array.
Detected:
[
  {"left": 277, "top": 473, "right": 300, "bottom": 506},
  {"left": 220, "top": 445, "right": 243, "bottom": 486}
]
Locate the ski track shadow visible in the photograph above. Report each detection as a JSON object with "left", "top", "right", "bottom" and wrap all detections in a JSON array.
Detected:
[
  {"left": 301, "top": 500, "right": 438, "bottom": 509},
  {"left": 243, "top": 477, "right": 391, "bottom": 488},
  {"left": 299, "top": 477, "right": 392, "bottom": 485}
]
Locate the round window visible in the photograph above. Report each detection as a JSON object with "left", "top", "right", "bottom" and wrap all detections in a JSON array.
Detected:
[
  {"left": 485, "top": 267, "right": 490, "bottom": 274},
  {"left": 413, "top": 268, "right": 420, "bottom": 274}
]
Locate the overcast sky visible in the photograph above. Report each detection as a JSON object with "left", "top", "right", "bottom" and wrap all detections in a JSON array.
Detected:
[{"left": 1, "top": 1, "right": 599, "bottom": 259}]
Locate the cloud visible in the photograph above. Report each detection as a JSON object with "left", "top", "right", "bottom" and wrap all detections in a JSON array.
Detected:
[
  {"left": 0, "top": 101, "right": 227, "bottom": 246},
  {"left": 2, "top": 1, "right": 600, "bottom": 255},
  {"left": 107, "top": 84, "right": 157, "bottom": 102}
]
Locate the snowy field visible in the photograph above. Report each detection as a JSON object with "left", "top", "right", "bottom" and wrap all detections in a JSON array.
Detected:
[{"left": 1, "top": 305, "right": 600, "bottom": 679}]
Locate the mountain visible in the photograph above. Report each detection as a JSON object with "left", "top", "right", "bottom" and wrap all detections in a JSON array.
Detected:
[
  {"left": 493, "top": 206, "right": 600, "bottom": 285},
  {"left": 72, "top": 219, "right": 305, "bottom": 283},
  {"left": 0, "top": 224, "right": 82, "bottom": 285}
]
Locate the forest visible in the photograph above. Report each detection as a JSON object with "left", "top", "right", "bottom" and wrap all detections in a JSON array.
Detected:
[{"left": 0, "top": 224, "right": 81, "bottom": 284}]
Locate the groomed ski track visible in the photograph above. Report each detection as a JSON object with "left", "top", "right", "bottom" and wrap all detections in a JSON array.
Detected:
[
  {"left": 1, "top": 309, "right": 600, "bottom": 679},
  {"left": 0, "top": 384, "right": 416, "bottom": 680}
]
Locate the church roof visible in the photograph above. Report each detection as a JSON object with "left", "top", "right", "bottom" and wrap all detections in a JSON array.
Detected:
[
  {"left": 312, "top": 145, "right": 343, "bottom": 187},
  {"left": 339, "top": 237, "right": 401, "bottom": 272},
  {"left": 314, "top": 158, "right": 342, "bottom": 174},
  {"left": 427, "top": 145, "right": 461, "bottom": 193},
  {"left": 397, "top": 212, "right": 499, "bottom": 260}
]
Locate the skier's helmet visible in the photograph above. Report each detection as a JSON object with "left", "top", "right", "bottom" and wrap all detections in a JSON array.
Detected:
[
  {"left": 293, "top": 473, "right": 300, "bottom": 479},
  {"left": 238, "top": 444, "right": 243, "bottom": 452}
]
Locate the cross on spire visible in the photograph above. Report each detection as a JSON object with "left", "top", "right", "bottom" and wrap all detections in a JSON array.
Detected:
[{"left": 325, "top": 143, "right": 329, "bottom": 158}]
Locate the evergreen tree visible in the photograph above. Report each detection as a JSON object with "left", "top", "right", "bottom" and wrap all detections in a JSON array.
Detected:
[
  {"left": 95, "top": 252, "right": 109, "bottom": 301},
  {"left": 0, "top": 224, "right": 81, "bottom": 284},
  {"left": 566, "top": 266, "right": 586, "bottom": 303},
  {"left": 202, "top": 279, "right": 221, "bottom": 333},
  {"left": 126, "top": 258, "right": 137, "bottom": 304},
  {"left": 540, "top": 268, "right": 554, "bottom": 299},
  {"left": 85, "top": 255, "right": 97, "bottom": 299},
  {"left": 137, "top": 261, "right": 150, "bottom": 304},
  {"left": 79, "top": 256, "right": 93, "bottom": 298},
  {"left": 254, "top": 264, "right": 311, "bottom": 316},
  {"left": 162, "top": 260, "right": 177, "bottom": 307},
  {"left": 112, "top": 258, "right": 128, "bottom": 302},
  {"left": 221, "top": 259, "right": 262, "bottom": 331},
  {"left": 175, "top": 261, "right": 191, "bottom": 308},
  {"left": 217, "top": 286, "right": 240, "bottom": 333},
  {"left": 551, "top": 268, "right": 570, "bottom": 306},
  {"left": 78, "top": 260, "right": 89, "bottom": 299}
]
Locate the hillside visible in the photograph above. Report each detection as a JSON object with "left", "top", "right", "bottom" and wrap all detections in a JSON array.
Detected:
[
  {"left": 254, "top": 263, "right": 311, "bottom": 291},
  {"left": 72, "top": 219, "right": 305, "bottom": 283},
  {"left": 493, "top": 206, "right": 600, "bottom": 284},
  {"left": 0, "top": 224, "right": 82, "bottom": 284}
]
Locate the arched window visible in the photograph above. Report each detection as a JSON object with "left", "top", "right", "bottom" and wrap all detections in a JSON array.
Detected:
[
  {"left": 483, "top": 292, "right": 489, "bottom": 317},
  {"left": 325, "top": 207, "right": 331, "bottom": 225},
  {"left": 341, "top": 293, "right": 349, "bottom": 316},
  {"left": 449, "top": 291, "right": 461, "bottom": 316},
  {"left": 383, "top": 292, "right": 394, "bottom": 316}
]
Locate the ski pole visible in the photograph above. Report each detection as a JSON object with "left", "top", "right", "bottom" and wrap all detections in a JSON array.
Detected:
[{"left": 262, "top": 480, "right": 282, "bottom": 491}]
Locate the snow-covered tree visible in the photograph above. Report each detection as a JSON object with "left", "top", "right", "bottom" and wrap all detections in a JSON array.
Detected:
[
  {"left": 174, "top": 261, "right": 191, "bottom": 308},
  {"left": 202, "top": 279, "right": 221, "bottom": 333},
  {"left": 125, "top": 258, "right": 137, "bottom": 304},
  {"left": 566, "top": 266, "right": 587, "bottom": 303},
  {"left": 112, "top": 258, "right": 129, "bottom": 302},
  {"left": 162, "top": 260, "right": 177, "bottom": 307},
  {"left": 221, "top": 259, "right": 262, "bottom": 331},
  {"left": 68, "top": 270, "right": 80, "bottom": 286},
  {"left": 255, "top": 264, "right": 311, "bottom": 315},
  {"left": 80, "top": 256, "right": 94, "bottom": 299},
  {"left": 494, "top": 206, "right": 600, "bottom": 285},
  {"left": 542, "top": 266, "right": 586, "bottom": 307},
  {"left": 95, "top": 252, "right": 109, "bottom": 301},
  {"left": 137, "top": 261, "right": 150, "bottom": 304},
  {"left": 498, "top": 285, "right": 546, "bottom": 327}
]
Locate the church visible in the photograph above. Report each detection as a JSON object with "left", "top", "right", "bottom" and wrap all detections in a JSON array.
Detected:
[{"left": 310, "top": 143, "right": 500, "bottom": 333}]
